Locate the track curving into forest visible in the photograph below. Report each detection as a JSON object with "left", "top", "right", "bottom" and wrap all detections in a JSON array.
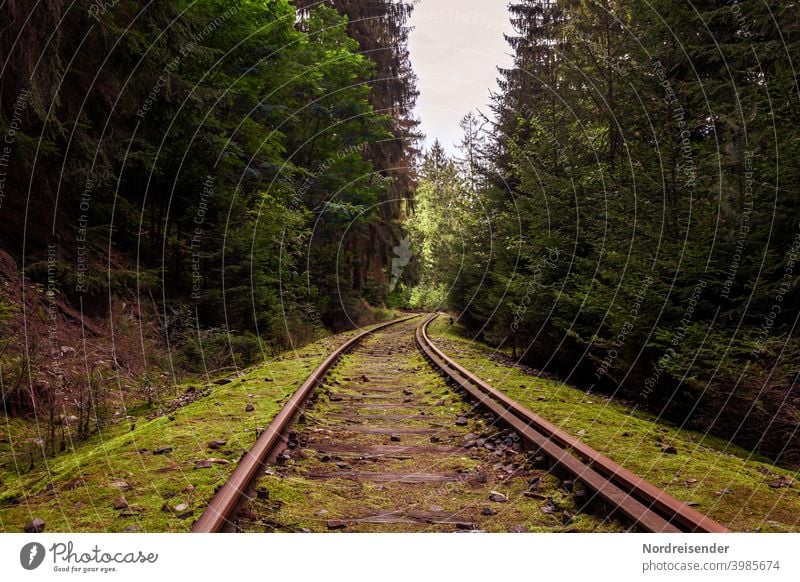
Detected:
[{"left": 193, "top": 314, "right": 728, "bottom": 533}]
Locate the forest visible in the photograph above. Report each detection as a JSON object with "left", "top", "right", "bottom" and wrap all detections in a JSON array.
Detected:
[
  {"left": 0, "top": 0, "right": 798, "bottom": 492},
  {"left": 408, "top": 0, "right": 800, "bottom": 465},
  {"left": 0, "top": 0, "right": 418, "bottom": 450}
]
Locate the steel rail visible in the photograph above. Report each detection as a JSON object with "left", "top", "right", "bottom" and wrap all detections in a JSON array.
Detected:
[
  {"left": 192, "top": 314, "right": 420, "bottom": 533},
  {"left": 416, "top": 313, "right": 730, "bottom": 533}
]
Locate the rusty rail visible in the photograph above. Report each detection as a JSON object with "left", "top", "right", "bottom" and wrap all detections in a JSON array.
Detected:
[
  {"left": 416, "top": 313, "right": 729, "bottom": 533},
  {"left": 192, "top": 314, "right": 420, "bottom": 533}
]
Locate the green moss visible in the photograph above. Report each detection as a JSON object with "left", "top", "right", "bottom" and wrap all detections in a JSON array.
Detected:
[
  {"left": 0, "top": 324, "right": 388, "bottom": 532},
  {"left": 237, "top": 323, "right": 623, "bottom": 533},
  {"left": 427, "top": 317, "right": 800, "bottom": 532}
]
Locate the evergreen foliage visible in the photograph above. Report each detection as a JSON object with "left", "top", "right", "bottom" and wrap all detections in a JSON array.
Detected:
[
  {"left": 418, "top": 0, "right": 800, "bottom": 465},
  {"left": 0, "top": 0, "right": 419, "bottom": 368}
]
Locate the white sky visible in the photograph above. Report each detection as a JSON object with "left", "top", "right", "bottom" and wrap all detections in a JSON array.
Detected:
[{"left": 408, "top": 1, "right": 514, "bottom": 155}]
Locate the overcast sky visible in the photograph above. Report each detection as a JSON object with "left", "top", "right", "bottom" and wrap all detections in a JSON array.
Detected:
[{"left": 408, "top": 1, "right": 514, "bottom": 155}]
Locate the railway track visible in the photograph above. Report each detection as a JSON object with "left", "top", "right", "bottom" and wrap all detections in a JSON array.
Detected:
[{"left": 192, "top": 314, "right": 729, "bottom": 533}]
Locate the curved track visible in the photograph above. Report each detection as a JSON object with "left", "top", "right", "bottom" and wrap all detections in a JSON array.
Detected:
[
  {"left": 417, "top": 314, "right": 729, "bottom": 533},
  {"left": 193, "top": 313, "right": 728, "bottom": 533},
  {"left": 191, "top": 314, "right": 419, "bottom": 533}
]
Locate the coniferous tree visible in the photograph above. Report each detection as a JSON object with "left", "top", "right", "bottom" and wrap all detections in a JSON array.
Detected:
[{"left": 442, "top": 0, "right": 800, "bottom": 465}]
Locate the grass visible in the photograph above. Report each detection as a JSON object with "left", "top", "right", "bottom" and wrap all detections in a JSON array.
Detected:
[
  {"left": 426, "top": 316, "right": 800, "bottom": 532},
  {"left": 7, "top": 312, "right": 794, "bottom": 533},
  {"left": 0, "top": 322, "right": 392, "bottom": 533},
  {"left": 237, "top": 325, "right": 622, "bottom": 533}
]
